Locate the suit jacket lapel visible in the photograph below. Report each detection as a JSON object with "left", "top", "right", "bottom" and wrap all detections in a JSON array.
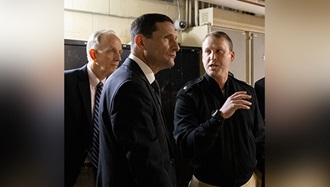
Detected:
[
  {"left": 78, "top": 65, "right": 92, "bottom": 127},
  {"left": 125, "top": 59, "right": 162, "bottom": 113},
  {"left": 124, "top": 58, "right": 175, "bottom": 156}
]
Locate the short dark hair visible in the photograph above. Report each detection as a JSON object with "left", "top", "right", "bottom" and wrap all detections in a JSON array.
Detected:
[
  {"left": 203, "top": 31, "right": 234, "bottom": 51},
  {"left": 130, "top": 13, "right": 173, "bottom": 46}
]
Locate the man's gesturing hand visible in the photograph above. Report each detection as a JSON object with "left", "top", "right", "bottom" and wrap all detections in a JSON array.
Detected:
[{"left": 220, "top": 91, "right": 252, "bottom": 119}]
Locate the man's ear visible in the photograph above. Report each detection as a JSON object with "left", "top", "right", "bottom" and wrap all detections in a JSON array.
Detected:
[
  {"left": 134, "top": 34, "right": 144, "bottom": 48},
  {"left": 230, "top": 50, "right": 235, "bottom": 62},
  {"left": 89, "top": 49, "right": 97, "bottom": 62}
]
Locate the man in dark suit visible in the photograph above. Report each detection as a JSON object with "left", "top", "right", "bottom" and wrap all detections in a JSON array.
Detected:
[
  {"left": 254, "top": 77, "right": 265, "bottom": 122},
  {"left": 97, "top": 13, "right": 180, "bottom": 187},
  {"left": 65, "top": 29, "right": 122, "bottom": 187},
  {"left": 254, "top": 77, "right": 265, "bottom": 187}
]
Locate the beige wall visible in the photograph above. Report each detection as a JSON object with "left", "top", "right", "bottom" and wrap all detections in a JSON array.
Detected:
[
  {"left": 64, "top": 0, "right": 265, "bottom": 84},
  {"left": 64, "top": 0, "right": 185, "bottom": 44}
]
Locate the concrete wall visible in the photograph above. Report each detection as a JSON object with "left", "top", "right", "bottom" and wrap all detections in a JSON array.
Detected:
[{"left": 64, "top": 0, "right": 186, "bottom": 44}]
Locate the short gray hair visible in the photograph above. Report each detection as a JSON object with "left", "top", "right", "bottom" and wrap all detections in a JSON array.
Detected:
[{"left": 86, "top": 29, "right": 116, "bottom": 61}]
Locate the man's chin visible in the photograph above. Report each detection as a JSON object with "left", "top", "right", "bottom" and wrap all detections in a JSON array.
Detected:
[
  {"left": 168, "top": 60, "right": 175, "bottom": 68},
  {"left": 105, "top": 67, "right": 117, "bottom": 74}
]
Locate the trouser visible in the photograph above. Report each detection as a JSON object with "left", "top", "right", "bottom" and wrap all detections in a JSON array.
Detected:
[
  {"left": 74, "top": 163, "right": 96, "bottom": 187},
  {"left": 188, "top": 171, "right": 262, "bottom": 187}
]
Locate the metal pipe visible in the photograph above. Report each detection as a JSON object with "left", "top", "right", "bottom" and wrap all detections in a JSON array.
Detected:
[
  {"left": 194, "top": 0, "right": 199, "bottom": 26},
  {"left": 185, "top": 0, "right": 189, "bottom": 24}
]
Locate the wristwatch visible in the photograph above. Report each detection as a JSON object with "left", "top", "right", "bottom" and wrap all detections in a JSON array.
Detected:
[{"left": 211, "top": 109, "right": 224, "bottom": 123}]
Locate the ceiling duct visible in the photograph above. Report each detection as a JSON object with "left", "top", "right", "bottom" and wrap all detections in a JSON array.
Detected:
[
  {"left": 198, "top": 0, "right": 265, "bottom": 16},
  {"left": 199, "top": 7, "right": 264, "bottom": 32}
]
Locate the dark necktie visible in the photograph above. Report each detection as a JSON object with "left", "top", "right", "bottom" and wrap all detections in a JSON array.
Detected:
[
  {"left": 151, "top": 80, "right": 161, "bottom": 96},
  {"left": 91, "top": 82, "right": 103, "bottom": 168},
  {"left": 151, "top": 80, "right": 162, "bottom": 104},
  {"left": 151, "top": 80, "right": 175, "bottom": 159}
]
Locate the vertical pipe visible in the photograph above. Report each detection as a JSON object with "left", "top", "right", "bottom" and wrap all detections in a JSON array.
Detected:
[
  {"left": 194, "top": 0, "right": 199, "bottom": 26},
  {"left": 246, "top": 31, "right": 252, "bottom": 85},
  {"left": 176, "top": 0, "right": 181, "bottom": 20},
  {"left": 186, "top": 0, "right": 191, "bottom": 27}
]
